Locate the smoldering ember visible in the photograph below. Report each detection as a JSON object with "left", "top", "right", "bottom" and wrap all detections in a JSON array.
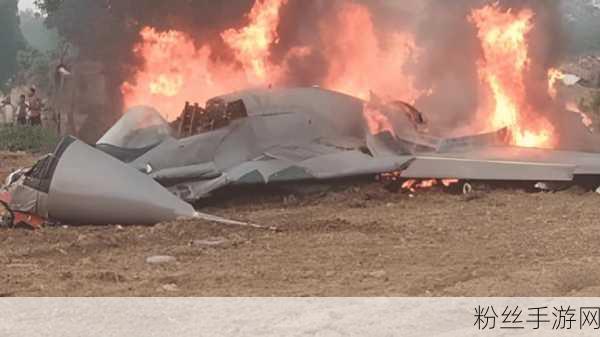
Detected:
[{"left": 1, "top": 0, "right": 600, "bottom": 296}]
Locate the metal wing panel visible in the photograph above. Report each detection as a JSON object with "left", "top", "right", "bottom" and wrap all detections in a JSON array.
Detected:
[
  {"left": 295, "top": 152, "right": 414, "bottom": 179},
  {"left": 227, "top": 159, "right": 293, "bottom": 183},
  {"left": 150, "top": 162, "right": 221, "bottom": 182},
  {"left": 433, "top": 146, "right": 600, "bottom": 176},
  {"left": 130, "top": 130, "right": 227, "bottom": 172},
  {"left": 401, "top": 156, "right": 575, "bottom": 181},
  {"left": 266, "top": 143, "right": 340, "bottom": 162},
  {"left": 226, "top": 148, "right": 413, "bottom": 185}
]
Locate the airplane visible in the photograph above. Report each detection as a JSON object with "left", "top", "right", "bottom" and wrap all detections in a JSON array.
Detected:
[{"left": 3, "top": 87, "right": 600, "bottom": 226}]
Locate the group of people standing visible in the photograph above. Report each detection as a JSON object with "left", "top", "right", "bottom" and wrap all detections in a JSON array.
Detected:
[{"left": 0, "top": 87, "right": 43, "bottom": 127}]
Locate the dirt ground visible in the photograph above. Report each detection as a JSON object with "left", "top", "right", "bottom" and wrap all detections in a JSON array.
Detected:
[{"left": 3, "top": 151, "right": 600, "bottom": 296}]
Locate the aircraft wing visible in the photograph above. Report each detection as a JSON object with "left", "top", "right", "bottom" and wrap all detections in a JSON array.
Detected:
[
  {"left": 171, "top": 142, "right": 414, "bottom": 201},
  {"left": 400, "top": 145, "right": 600, "bottom": 181},
  {"left": 402, "top": 155, "right": 576, "bottom": 181},
  {"left": 230, "top": 146, "right": 414, "bottom": 182}
]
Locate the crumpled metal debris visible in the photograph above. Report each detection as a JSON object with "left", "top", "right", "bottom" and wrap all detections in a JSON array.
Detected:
[{"left": 5, "top": 87, "right": 600, "bottom": 226}]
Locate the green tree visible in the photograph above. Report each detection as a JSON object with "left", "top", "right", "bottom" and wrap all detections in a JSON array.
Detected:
[
  {"left": 33, "top": 0, "right": 61, "bottom": 13},
  {"left": 20, "top": 9, "right": 60, "bottom": 52},
  {"left": 0, "top": 0, "right": 26, "bottom": 90},
  {"left": 16, "top": 46, "right": 51, "bottom": 89}
]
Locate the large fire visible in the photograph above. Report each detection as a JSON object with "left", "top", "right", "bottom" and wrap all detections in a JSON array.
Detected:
[
  {"left": 121, "top": 0, "right": 423, "bottom": 130},
  {"left": 319, "top": 2, "right": 423, "bottom": 103},
  {"left": 319, "top": 2, "right": 424, "bottom": 136},
  {"left": 547, "top": 67, "right": 565, "bottom": 99},
  {"left": 470, "top": 3, "right": 556, "bottom": 149},
  {"left": 123, "top": 0, "right": 564, "bottom": 149},
  {"left": 221, "top": 0, "right": 287, "bottom": 84},
  {"left": 121, "top": 28, "right": 250, "bottom": 121},
  {"left": 121, "top": 0, "right": 289, "bottom": 121}
]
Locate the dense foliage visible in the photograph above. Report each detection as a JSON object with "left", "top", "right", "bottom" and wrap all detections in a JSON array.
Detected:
[
  {"left": 19, "top": 9, "right": 60, "bottom": 52},
  {"left": 0, "top": 125, "right": 60, "bottom": 153},
  {"left": 0, "top": 0, "right": 26, "bottom": 91}
]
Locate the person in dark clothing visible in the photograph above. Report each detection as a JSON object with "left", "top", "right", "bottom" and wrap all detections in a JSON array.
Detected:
[
  {"left": 16, "top": 95, "right": 28, "bottom": 126},
  {"left": 28, "top": 87, "right": 43, "bottom": 126}
]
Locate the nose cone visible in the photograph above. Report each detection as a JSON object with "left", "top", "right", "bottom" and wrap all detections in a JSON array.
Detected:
[{"left": 47, "top": 137, "right": 196, "bottom": 225}]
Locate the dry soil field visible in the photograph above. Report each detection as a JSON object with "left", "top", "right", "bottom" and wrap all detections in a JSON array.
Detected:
[{"left": 2, "top": 151, "right": 600, "bottom": 296}]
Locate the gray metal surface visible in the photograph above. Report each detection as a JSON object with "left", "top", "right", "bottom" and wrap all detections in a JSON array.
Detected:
[
  {"left": 14, "top": 86, "right": 600, "bottom": 226},
  {"left": 47, "top": 140, "right": 196, "bottom": 225},
  {"left": 113, "top": 88, "right": 600, "bottom": 200},
  {"left": 426, "top": 146, "right": 600, "bottom": 175},
  {"left": 59, "top": 87, "right": 600, "bottom": 209},
  {"left": 97, "top": 106, "right": 172, "bottom": 149},
  {"left": 401, "top": 156, "right": 575, "bottom": 181},
  {"left": 226, "top": 149, "right": 413, "bottom": 182},
  {"left": 150, "top": 162, "right": 220, "bottom": 182}
]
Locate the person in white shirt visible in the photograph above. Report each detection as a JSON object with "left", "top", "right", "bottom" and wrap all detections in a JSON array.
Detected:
[{"left": 1, "top": 96, "right": 15, "bottom": 126}]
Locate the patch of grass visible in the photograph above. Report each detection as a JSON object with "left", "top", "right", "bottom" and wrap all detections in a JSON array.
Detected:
[{"left": 0, "top": 125, "right": 60, "bottom": 153}]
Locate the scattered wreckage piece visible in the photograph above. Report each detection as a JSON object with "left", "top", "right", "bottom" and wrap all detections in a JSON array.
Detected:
[
  {"left": 0, "top": 195, "right": 45, "bottom": 229},
  {"left": 1, "top": 136, "right": 257, "bottom": 227},
  {"left": 2, "top": 136, "right": 196, "bottom": 225}
]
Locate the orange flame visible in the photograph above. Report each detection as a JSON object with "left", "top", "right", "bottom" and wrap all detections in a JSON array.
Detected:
[
  {"left": 121, "top": 0, "right": 426, "bottom": 127},
  {"left": 122, "top": 0, "right": 287, "bottom": 120},
  {"left": 121, "top": 28, "right": 250, "bottom": 121},
  {"left": 442, "top": 179, "right": 460, "bottom": 187},
  {"left": 400, "top": 178, "right": 459, "bottom": 193},
  {"left": 318, "top": 2, "right": 426, "bottom": 136},
  {"left": 320, "top": 2, "right": 424, "bottom": 103},
  {"left": 364, "top": 105, "right": 396, "bottom": 136},
  {"left": 401, "top": 179, "right": 419, "bottom": 193},
  {"left": 419, "top": 179, "right": 437, "bottom": 188},
  {"left": 547, "top": 68, "right": 565, "bottom": 99},
  {"left": 470, "top": 3, "right": 555, "bottom": 149},
  {"left": 221, "top": 0, "right": 287, "bottom": 83}
]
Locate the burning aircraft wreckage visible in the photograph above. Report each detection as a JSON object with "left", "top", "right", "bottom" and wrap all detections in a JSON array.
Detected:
[
  {"left": 2, "top": 87, "right": 600, "bottom": 227},
  {"left": 2, "top": 0, "right": 600, "bottom": 227}
]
